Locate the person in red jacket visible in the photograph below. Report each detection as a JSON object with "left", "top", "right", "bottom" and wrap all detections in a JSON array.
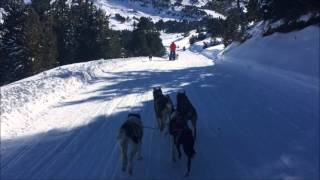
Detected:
[{"left": 170, "top": 42, "right": 176, "bottom": 60}]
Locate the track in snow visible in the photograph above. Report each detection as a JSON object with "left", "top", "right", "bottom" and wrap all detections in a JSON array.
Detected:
[{"left": 1, "top": 50, "right": 318, "bottom": 179}]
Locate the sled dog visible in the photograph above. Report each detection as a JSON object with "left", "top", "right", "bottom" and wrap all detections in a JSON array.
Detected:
[
  {"left": 117, "top": 113, "right": 143, "bottom": 175},
  {"left": 176, "top": 91, "right": 198, "bottom": 140},
  {"left": 169, "top": 110, "right": 196, "bottom": 177},
  {"left": 153, "top": 87, "right": 174, "bottom": 133}
]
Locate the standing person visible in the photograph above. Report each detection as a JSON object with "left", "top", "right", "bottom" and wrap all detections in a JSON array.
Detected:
[{"left": 170, "top": 42, "right": 176, "bottom": 60}]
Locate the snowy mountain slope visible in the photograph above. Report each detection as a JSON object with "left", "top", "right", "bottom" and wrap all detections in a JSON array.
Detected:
[
  {"left": 172, "top": 0, "right": 209, "bottom": 7},
  {"left": 95, "top": 0, "right": 176, "bottom": 30},
  {"left": 1, "top": 29, "right": 319, "bottom": 179},
  {"left": 220, "top": 25, "right": 320, "bottom": 79},
  {"left": 93, "top": 0, "right": 223, "bottom": 30},
  {"left": 189, "top": 22, "right": 319, "bottom": 84}
]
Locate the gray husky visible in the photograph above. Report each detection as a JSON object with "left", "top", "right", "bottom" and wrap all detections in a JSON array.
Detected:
[
  {"left": 153, "top": 87, "right": 174, "bottom": 133},
  {"left": 117, "top": 113, "right": 143, "bottom": 175}
]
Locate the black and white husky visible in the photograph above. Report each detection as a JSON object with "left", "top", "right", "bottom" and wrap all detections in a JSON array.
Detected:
[
  {"left": 169, "top": 110, "right": 196, "bottom": 177},
  {"left": 117, "top": 113, "right": 143, "bottom": 175},
  {"left": 176, "top": 91, "right": 198, "bottom": 140},
  {"left": 153, "top": 87, "right": 174, "bottom": 133}
]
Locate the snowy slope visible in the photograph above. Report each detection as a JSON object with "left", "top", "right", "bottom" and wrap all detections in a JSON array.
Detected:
[
  {"left": 220, "top": 25, "right": 320, "bottom": 79},
  {"left": 94, "top": 0, "right": 222, "bottom": 30},
  {"left": 188, "top": 23, "right": 319, "bottom": 82},
  {"left": 95, "top": 0, "right": 176, "bottom": 30},
  {"left": 175, "top": 0, "right": 209, "bottom": 7}
]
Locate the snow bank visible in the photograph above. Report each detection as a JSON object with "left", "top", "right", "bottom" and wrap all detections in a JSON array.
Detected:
[
  {"left": 1, "top": 54, "right": 213, "bottom": 142},
  {"left": 221, "top": 25, "right": 320, "bottom": 79},
  {"left": 0, "top": 58, "right": 134, "bottom": 140}
]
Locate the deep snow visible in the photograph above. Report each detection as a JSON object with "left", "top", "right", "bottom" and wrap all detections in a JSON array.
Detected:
[
  {"left": 1, "top": 27, "right": 319, "bottom": 179},
  {"left": 221, "top": 25, "right": 320, "bottom": 78}
]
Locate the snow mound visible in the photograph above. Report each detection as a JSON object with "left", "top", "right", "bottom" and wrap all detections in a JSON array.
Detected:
[
  {"left": 1, "top": 55, "right": 213, "bottom": 141},
  {"left": 221, "top": 25, "right": 320, "bottom": 79},
  {"left": 0, "top": 58, "right": 134, "bottom": 140}
]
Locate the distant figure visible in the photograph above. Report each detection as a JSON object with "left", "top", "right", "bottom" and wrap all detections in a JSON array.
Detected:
[
  {"left": 183, "top": 46, "right": 186, "bottom": 51},
  {"left": 149, "top": 55, "right": 152, "bottom": 61},
  {"left": 170, "top": 42, "right": 177, "bottom": 60}
]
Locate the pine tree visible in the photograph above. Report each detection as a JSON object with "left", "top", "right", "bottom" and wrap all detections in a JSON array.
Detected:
[
  {"left": 0, "top": 0, "right": 31, "bottom": 84},
  {"left": 52, "top": 0, "right": 75, "bottom": 65},
  {"left": 23, "top": 6, "right": 43, "bottom": 74},
  {"left": 222, "top": 8, "right": 241, "bottom": 45},
  {"left": 137, "top": 17, "right": 155, "bottom": 32},
  {"left": 246, "top": 0, "right": 261, "bottom": 22}
]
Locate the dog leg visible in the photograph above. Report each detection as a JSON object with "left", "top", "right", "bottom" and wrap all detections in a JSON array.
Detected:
[
  {"left": 176, "top": 143, "right": 182, "bottom": 159},
  {"left": 184, "top": 157, "right": 192, "bottom": 177},
  {"left": 120, "top": 140, "right": 128, "bottom": 172},
  {"left": 171, "top": 136, "right": 177, "bottom": 162},
  {"left": 128, "top": 142, "right": 138, "bottom": 175},
  {"left": 137, "top": 142, "right": 143, "bottom": 160},
  {"left": 157, "top": 118, "right": 162, "bottom": 131},
  {"left": 164, "top": 113, "right": 170, "bottom": 136},
  {"left": 191, "top": 117, "right": 197, "bottom": 141}
]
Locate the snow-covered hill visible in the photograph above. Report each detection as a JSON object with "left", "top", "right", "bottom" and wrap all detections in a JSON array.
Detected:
[
  {"left": 1, "top": 26, "right": 319, "bottom": 179},
  {"left": 94, "top": 0, "right": 224, "bottom": 30},
  {"left": 190, "top": 22, "right": 319, "bottom": 81},
  {"left": 221, "top": 24, "right": 319, "bottom": 79}
]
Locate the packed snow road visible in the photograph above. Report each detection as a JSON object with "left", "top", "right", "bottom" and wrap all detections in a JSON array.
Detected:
[{"left": 1, "top": 50, "right": 318, "bottom": 179}]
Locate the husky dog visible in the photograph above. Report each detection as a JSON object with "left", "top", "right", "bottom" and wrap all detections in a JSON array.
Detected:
[
  {"left": 176, "top": 91, "right": 197, "bottom": 140},
  {"left": 169, "top": 110, "right": 196, "bottom": 177},
  {"left": 117, "top": 113, "right": 143, "bottom": 175},
  {"left": 153, "top": 87, "right": 174, "bottom": 133}
]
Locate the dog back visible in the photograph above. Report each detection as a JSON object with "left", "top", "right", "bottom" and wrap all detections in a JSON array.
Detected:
[
  {"left": 119, "top": 115, "right": 143, "bottom": 144},
  {"left": 177, "top": 93, "right": 197, "bottom": 119},
  {"left": 169, "top": 111, "right": 187, "bottom": 136},
  {"left": 154, "top": 95, "right": 172, "bottom": 116}
]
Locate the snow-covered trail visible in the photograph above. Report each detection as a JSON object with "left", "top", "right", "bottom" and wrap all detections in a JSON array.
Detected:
[{"left": 1, "top": 50, "right": 318, "bottom": 179}]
